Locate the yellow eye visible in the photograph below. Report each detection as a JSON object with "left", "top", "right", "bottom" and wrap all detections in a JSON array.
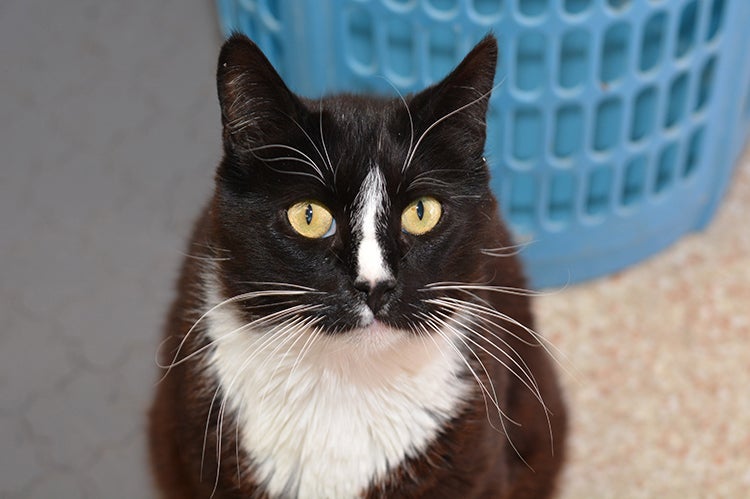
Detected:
[
  {"left": 401, "top": 196, "right": 442, "bottom": 236},
  {"left": 287, "top": 200, "right": 335, "bottom": 239}
]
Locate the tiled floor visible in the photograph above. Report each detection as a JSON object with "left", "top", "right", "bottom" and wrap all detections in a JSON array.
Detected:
[{"left": 2, "top": 1, "right": 748, "bottom": 498}]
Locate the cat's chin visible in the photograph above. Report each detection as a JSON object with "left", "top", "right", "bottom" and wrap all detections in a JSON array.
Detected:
[
  {"left": 325, "top": 304, "right": 454, "bottom": 356},
  {"left": 316, "top": 317, "right": 457, "bottom": 386},
  {"left": 337, "top": 318, "right": 411, "bottom": 355},
  {"left": 336, "top": 305, "right": 415, "bottom": 351}
]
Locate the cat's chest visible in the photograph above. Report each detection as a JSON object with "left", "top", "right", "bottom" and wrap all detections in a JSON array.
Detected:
[{"left": 204, "top": 293, "right": 470, "bottom": 499}]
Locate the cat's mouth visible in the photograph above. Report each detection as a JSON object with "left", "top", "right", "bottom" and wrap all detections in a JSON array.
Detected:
[
  {"left": 362, "top": 319, "right": 401, "bottom": 338},
  {"left": 355, "top": 302, "right": 414, "bottom": 334},
  {"left": 358, "top": 303, "right": 377, "bottom": 327}
]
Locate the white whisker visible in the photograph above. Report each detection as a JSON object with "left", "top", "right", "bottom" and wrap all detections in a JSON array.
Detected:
[
  {"left": 210, "top": 316, "right": 316, "bottom": 496},
  {"left": 479, "top": 242, "right": 533, "bottom": 258},
  {"left": 418, "top": 311, "right": 534, "bottom": 469},
  {"left": 453, "top": 312, "right": 540, "bottom": 392},
  {"left": 415, "top": 312, "right": 508, "bottom": 426},
  {"left": 247, "top": 143, "right": 327, "bottom": 184},
  {"left": 158, "top": 302, "right": 322, "bottom": 375},
  {"left": 318, "top": 100, "right": 335, "bottom": 175},
  {"left": 285, "top": 325, "right": 324, "bottom": 392},
  {"left": 235, "top": 282, "right": 320, "bottom": 292},
  {"left": 432, "top": 309, "right": 547, "bottom": 412},
  {"left": 427, "top": 297, "right": 581, "bottom": 384},
  {"left": 200, "top": 314, "right": 311, "bottom": 484},
  {"left": 374, "top": 75, "right": 415, "bottom": 181},
  {"left": 423, "top": 282, "right": 552, "bottom": 297},
  {"left": 402, "top": 79, "right": 504, "bottom": 174},
  {"left": 157, "top": 288, "right": 320, "bottom": 377},
  {"left": 255, "top": 317, "right": 322, "bottom": 411},
  {"left": 181, "top": 252, "right": 233, "bottom": 262},
  {"left": 431, "top": 308, "right": 555, "bottom": 455},
  {"left": 254, "top": 156, "right": 327, "bottom": 185},
  {"left": 287, "top": 111, "right": 334, "bottom": 175},
  {"left": 202, "top": 328, "right": 277, "bottom": 483}
]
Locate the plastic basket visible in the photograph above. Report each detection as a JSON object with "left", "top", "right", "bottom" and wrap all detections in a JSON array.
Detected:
[{"left": 215, "top": 0, "right": 750, "bottom": 288}]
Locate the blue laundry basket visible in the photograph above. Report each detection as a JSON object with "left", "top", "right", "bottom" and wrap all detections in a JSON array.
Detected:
[{"left": 215, "top": 0, "right": 750, "bottom": 288}]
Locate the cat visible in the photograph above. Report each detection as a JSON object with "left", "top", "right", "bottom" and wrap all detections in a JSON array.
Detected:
[{"left": 149, "top": 33, "right": 567, "bottom": 499}]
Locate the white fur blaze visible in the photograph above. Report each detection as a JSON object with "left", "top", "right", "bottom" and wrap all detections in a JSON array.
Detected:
[{"left": 353, "top": 167, "right": 391, "bottom": 286}]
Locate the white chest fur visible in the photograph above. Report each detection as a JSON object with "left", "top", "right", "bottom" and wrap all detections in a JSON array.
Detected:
[{"left": 203, "top": 288, "right": 470, "bottom": 499}]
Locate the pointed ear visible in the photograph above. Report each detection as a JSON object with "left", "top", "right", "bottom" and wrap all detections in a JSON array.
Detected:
[
  {"left": 216, "top": 34, "right": 303, "bottom": 152},
  {"left": 409, "top": 34, "right": 498, "bottom": 158}
]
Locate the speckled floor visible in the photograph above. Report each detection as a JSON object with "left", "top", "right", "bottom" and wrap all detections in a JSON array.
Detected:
[
  {"left": 541, "top": 153, "right": 750, "bottom": 498},
  {"left": 1, "top": 1, "right": 748, "bottom": 498}
]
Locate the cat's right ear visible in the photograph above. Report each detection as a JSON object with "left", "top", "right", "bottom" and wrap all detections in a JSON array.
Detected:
[{"left": 216, "top": 34, "right": 302, "bottom": 152}]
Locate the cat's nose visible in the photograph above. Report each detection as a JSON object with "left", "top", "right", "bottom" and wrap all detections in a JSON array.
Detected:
[{"left": 355, "top": 279, "right": 396, "bottom": 314}]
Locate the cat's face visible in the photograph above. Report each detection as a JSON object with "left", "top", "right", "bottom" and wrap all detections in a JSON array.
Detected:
[{"left": 207, "top": 34, "right": 509, "bottom": 339}]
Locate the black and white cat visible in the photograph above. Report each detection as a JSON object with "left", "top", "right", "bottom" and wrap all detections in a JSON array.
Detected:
[{"left": 150, "top": 33, "right": 567, "bottom": 498}]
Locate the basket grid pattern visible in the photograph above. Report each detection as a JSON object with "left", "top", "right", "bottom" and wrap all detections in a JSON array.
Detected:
[{"left": 215, "top": 0, "right": 749, "bottom": 287}]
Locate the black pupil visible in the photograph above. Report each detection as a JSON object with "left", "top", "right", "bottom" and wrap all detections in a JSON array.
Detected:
[
  {"left": 416, "top": 200, "right": 424, "bottom": 220},
  {"left": 305, "top": 204, "right": 313, "bottom": 225}
]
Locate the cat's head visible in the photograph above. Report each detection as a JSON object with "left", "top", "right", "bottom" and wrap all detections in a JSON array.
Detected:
[{"left": 206, "top": 33, "right": 519, "bottom": 342}]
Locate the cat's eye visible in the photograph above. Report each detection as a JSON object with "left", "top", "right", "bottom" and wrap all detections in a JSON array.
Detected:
[
  {"left": 287, "top": 200, "right": 336, "bottom": 239},
  {"left": 401, "top": 196, "right": 442, "bottom": 236}
]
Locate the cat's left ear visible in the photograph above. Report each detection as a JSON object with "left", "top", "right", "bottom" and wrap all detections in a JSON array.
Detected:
[
  {"left": 216, "top": 33, "right": 304, "bottom": 152},
  {"left": 409, "top": 34, "right": 498, "bottom": 159}
]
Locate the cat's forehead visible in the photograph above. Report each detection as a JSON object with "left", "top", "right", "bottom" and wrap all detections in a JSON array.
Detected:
[
  {"left": 315, "top": 94, "right": 399, "bottom": 123},
  {"left": 313, "top": 96, "right": 404, "bottom": 147},
  {"left": 295, "top": 96, "right": 407, "bottom": 189}
]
